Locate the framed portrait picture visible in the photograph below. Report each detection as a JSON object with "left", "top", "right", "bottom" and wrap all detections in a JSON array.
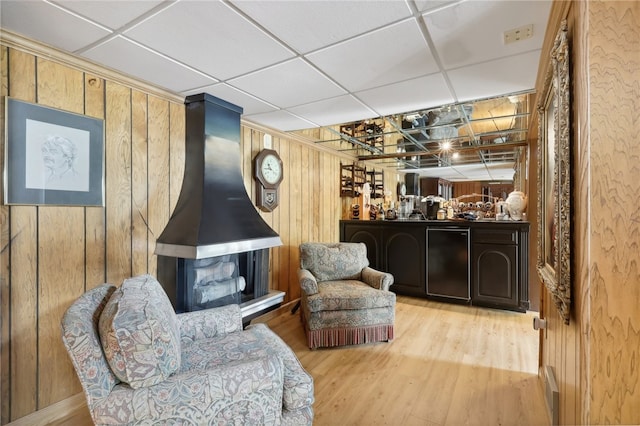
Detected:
[
  {"left": 4, "top": 98, "right": 104, "bottom": 206},
  {"left": 536, "top": 20, "right": 572, "bottom": 324}
]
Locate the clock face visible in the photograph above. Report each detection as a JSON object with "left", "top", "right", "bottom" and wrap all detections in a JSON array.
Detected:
[{"left": 261, "top": 154, "right": 282, "bottom": 185}]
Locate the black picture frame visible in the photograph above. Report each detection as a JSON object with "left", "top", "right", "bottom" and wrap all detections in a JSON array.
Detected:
[{"left": 4, "top": 97, "right": 104, "bottom": 206}]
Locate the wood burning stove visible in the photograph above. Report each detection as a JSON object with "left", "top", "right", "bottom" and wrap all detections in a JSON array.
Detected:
[{"left": 155, "top": 93, "right": 284, "bottom": 323}]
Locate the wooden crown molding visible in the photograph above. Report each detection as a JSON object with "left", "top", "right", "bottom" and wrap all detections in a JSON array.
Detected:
[{"left": 0, "top": 28, "right": 184, "bottom": 104}]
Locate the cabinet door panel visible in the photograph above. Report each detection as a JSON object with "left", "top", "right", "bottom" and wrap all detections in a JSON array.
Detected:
[
  {"left": 340, "top": 224, "right": 382, "bottom": 269},
  {"left": 473, "top": 243, "right": 518, "bottom": 308},
  {"left": 384, "top": 228, "right": 425, "bottom": 296}
]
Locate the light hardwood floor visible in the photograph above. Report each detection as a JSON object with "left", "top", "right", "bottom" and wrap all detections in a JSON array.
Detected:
[
  {"left": 12, "top": 296, "right": 548, "bottom": 425},
  {"left": 263, "top": 296, "right": 549, "bottom": 426}
]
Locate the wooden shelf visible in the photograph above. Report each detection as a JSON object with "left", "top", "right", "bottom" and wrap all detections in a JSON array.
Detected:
[
  {"left": 366, "top": 169, "right": 384, "bottom": 199},
  {"left": 340, "top": 162, "right": 366, "bottom": 197},
  {"left": 339, "top": 120, "right": 385, "bottom": 150}
]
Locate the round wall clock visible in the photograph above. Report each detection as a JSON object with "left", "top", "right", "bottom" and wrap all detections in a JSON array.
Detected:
[{"left": 254, "top": 149, "right": 283, "bottom": 212}]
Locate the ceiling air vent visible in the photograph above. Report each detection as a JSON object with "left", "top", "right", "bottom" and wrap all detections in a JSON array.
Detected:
[{"left": 503, "top": 24, "right": 534, "bottom": 44}]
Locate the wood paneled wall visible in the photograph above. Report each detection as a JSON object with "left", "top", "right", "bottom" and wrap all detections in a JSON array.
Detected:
[
  {"left": 0, "top": 39, "right": 398, "bottom": 423},
  {"left": 452, "top": 181, "right": 482, "bottom": 198},
  {"left": 451, "top": 181, "right": 514, "bottom": 200},
  {"left": 538, "top": 1, "right": 640, "bottom": 424},
  {"left": 583, "top": 1, "right": 639, "bottom": 422},
  {"left": 0, "top": 45, "right": 187, "bottom": 422}
]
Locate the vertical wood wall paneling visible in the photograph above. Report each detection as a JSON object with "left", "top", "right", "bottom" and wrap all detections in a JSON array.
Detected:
[
  {"left": 8, "top": 207, "right": 38, "bottom": 421},
  {"left": 311, "top": 150, "right": 321, "bottom": 241},
  {"left": 84, "top": 74, "right": 106, "bottom": 289},
  {"left": 294, "top": 146, "right": 310, "bottom": 245},
  {"left": 554, "top": 11, "right": 575, "bottom": 424},
  {"left": 319, "top": 154, "right": 331, "bottom": 240},
  {"left": 383, "top": 168, "right": 397, "bottom": 208},
  {"left": 131, "top": 91, "right": 149, "bottom": 276},
  {"left": 240, "top": 127, "right": 253, "bottom": 209},
  {"left": 246, "top": 129, "right": 263, "bottom": 232},
  {"left": 564, "top": 6, "right": 582, "bottom": 424},
  {"left": 7, "top": 49, "right": 39, "bottom": 421},
  {"left": 452, "top": 181, "right": 481, "bottom": 198},
  {"left": 105, "top": 82, "right": 132, "bottom": 285},
  {"left": 574, "top": 3, "right": 591, "bottom": 422},
  {"left": 588, "top": 1, "right": 640, "bottom": 423},
  {"left": 323, "top": 156, "right": 332, "bottom": 240},
  {"left": 0, "top": 45, "right": 9, "bottom": 424},
  {"left": 35, "top": 59, "right": 86, "bottom": 408},
  {"left": 168, "top": 102, "right": 185, "bottom": 214},
  {"left": 271, "top": 134, "right": 283, "bottom": 297},
  {"left": 288, "top": 143, "right": 302, "bottom": 300},
  {"left": 331, "top": 157, "right": 341, "bottom": 241},
  {"left": 146, "top": 96, "right": 170, "bottom": 278},
  {"left": 277, "top": 137, "right": 291, "bottom": 299}
]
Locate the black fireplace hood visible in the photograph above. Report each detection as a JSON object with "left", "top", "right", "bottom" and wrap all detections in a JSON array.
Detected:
[{"left": 154, "top": 93, "right": 282, "bottom": 259}]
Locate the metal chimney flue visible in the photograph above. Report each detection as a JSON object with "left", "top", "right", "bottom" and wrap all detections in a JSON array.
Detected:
[{"left": 155, "top": 93, "right": 282, "bottom": 259}]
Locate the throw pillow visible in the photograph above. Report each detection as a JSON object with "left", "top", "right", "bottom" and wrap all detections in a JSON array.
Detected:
[{"left": 99, "top": 274, "right": 181, "bottom": 389}]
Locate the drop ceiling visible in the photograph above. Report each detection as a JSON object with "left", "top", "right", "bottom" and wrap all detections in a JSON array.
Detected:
[{"left": 0, "top": 0, "right": 552, "bottom": 181}]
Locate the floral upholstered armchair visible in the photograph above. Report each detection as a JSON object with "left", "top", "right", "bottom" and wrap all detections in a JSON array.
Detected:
[
  {"left": 61, "top": 274, "right": 314, "bottom": 425},
  {"left": 298, "top": 242, "right": 395, "bottom": 349}
]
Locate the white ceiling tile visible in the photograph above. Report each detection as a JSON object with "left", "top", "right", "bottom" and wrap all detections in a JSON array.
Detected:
[
  {"left": 356, "top": 73, "right": 454, "bottom": 116},
  {"left": 448, "top": 50, "right": 540, "bottom": 102},
  {"left": 287, "top": 95, "right": 377, "bottom": 128},
  {"left": 123, "top": 1, "right": 294, "bottom": 80},
  {"left": 228, "top": 59, "right": 346, "bottom": 108},
  {"left": 307, "top": 19, "right": 439, "bottom": 92},
  {"left": 1, "top": 1, "right": 111, "bottom": 52},
  {"left": 426, "top": 0, "right": 552, "bottom": 70},
  {"left": 52, "top": 0, "right": 166, "bottom": 30},
  {"left": 182, "top": 84, "right": 278, "bottom": 116},
  {"left": 417, "top": 162, "right": 515, "bottom": 182},
  {"left": 415, "top": 1, "right": 459, "bottom": 14},
  {"left": 418, "top": 166, "right": 469, "bottom": 181},
  {"left": 82, "top": 36, "right": 217, "bottom": 93},
  {"left": 484, "top": 162, "right": 517, "bottom": 181},
  {"left": 244, "top": 110, "right": 317, "bottom": 132},
  {"left": 230, "top": 0, "right": 412, "bottom": 53}
]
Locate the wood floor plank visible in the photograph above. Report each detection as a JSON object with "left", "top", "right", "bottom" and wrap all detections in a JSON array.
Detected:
[
  {"left": 263, "top": 296, "right": 548, "bottom": 426},
  {"left": 21, "top": 296, "right": 548, "bottom": 425}
]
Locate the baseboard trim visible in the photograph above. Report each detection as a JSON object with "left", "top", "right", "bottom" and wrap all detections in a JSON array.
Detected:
[
  {"left": 542, "top": 365, "right": 559, "bottom": 425},
  {"left": 7, "top": 393, "right": 87, "bottom": 426}
]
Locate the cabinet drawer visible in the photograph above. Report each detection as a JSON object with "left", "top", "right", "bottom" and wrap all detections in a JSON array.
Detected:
[{"left": 473, "top": 228, "right": 518, "bottom": 244}]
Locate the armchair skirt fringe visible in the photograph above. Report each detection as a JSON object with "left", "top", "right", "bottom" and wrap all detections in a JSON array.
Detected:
[{"left": 302, "top": 310, "right": 394, "bottom": 349}]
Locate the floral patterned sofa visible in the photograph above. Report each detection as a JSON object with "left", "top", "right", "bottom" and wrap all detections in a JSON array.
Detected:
[
  {"left": 298, "top": 242, "right": 395, "bottom": 349},
  {"left": 61, "top": 274, "right": 314, "bottom": 425}
]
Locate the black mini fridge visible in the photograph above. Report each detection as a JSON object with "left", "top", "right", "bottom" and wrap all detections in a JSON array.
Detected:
[{"left": 426, "top": 228, "right": 470, "bottom": 300}]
